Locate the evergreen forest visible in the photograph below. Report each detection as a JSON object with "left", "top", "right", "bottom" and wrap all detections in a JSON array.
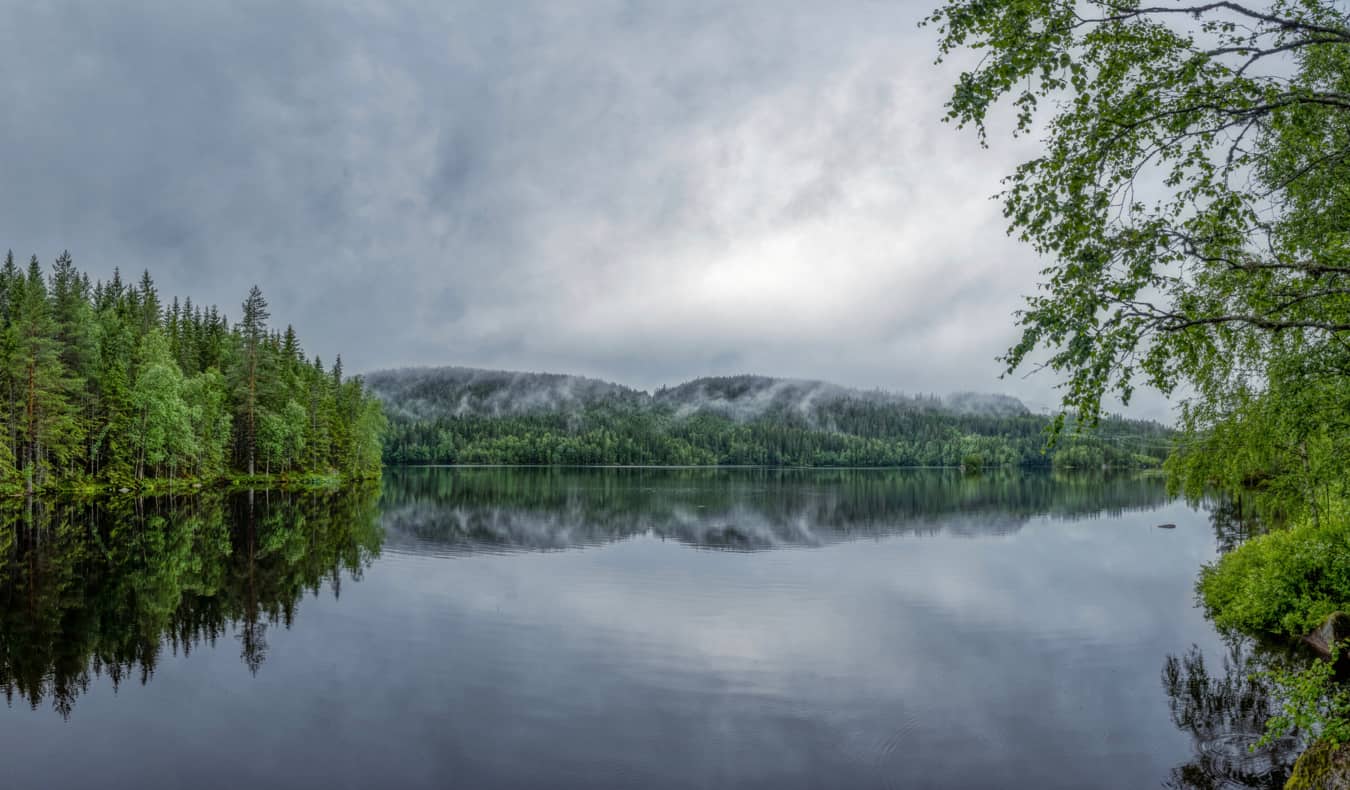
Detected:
[
  {"left": 370, "top": 368, "right": 1171, "bottom": 468},
  {"left": 0, "top": 251, "right": 384, "bottom": 495}
]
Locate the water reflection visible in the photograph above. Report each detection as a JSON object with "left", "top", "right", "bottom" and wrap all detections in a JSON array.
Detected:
[
  {"left": 0, "top": 468, "right": 1246, "bottom": 788},
  {"left": 381, "top": 467, "right": 1172, "bottom": 554},
  {"left": 1207, "top": 498, "right": 1270, "bottom": 556},
  {"left": 0, "top": 487, "right": 381, "bottom": 717},
  {"left": 1159, "top": 497, "right": 1304, "bottom": 789},
  {"left": 1161, "top": 641, "right": 1303, "bottom": 789}
]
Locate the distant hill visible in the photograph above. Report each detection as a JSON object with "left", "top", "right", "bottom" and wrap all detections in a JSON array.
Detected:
[{"left": 366, "top": 366, "right": 1171, "bottom": 469}]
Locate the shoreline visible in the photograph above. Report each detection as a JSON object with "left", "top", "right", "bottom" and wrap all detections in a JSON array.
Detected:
[{"left": 3, "top": 471, "right": 381, "bottom": 501}]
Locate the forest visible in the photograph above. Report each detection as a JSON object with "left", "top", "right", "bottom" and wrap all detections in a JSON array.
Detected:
[
  {"left": 0, "top": 251, "right": 384, "bottom": 495},
  {"left": 370, "top": 368, "right": 1171, "bottom": 469}
]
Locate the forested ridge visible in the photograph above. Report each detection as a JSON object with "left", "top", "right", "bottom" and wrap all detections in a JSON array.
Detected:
[
  {"left": 370, "top": 367, "right": 1170, "bottom": 468},
  {"left": 0, "top": 251, "right": 384, "bottom": 495}
]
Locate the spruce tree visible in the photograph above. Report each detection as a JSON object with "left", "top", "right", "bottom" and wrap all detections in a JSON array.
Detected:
[
  {"left": 13, "top": 257, "right": 76, "bottom": 491},
  {"left": 92, "top": 302, "right": 135, "bottom": 482},
  {"left": 236, "top": 286, "right": 270, "bottom": 476},
  {"left": 0, "top": 252, "right": 20, "bottom": 476},
  {"left": 137, "top": 270, "right": 160, "bottom": 337},
  {"left": 49, "top": 251, "right": 96, "bottom": 473}
]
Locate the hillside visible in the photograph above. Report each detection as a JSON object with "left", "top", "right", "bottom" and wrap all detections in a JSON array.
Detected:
[{"left": 367, "top": 367, "right": 1171, "bottom": 469}]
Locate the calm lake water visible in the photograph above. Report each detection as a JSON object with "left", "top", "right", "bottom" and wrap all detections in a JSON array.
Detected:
[{"left": 0, "top": 468, "right": 1299, "bottom": 789}]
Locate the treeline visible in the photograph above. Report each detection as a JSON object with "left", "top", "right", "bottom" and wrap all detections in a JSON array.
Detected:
[
  {"left": 381, "top": 399, "right": 1171, "bottom": 468},
  {"left": 0, "top": 251, "right": 384, "bottom": 493}
]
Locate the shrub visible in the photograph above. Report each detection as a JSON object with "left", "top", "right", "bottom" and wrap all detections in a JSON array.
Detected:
[{"left": 1199, "top": 508, "right": 1350, "bottom": 638}]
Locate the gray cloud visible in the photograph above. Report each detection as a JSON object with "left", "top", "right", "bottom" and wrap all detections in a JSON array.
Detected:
[{"left": 0, "top": 0, "right": 1173, "bottom": 419}]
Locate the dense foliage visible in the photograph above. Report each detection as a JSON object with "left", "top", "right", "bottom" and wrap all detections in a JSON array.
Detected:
[
  {"left": 374, "top": 372, "right": 1170, "bottom": 468},
  {"left": 927, "top": 0, "right": 1350, "bottom": 592},
  {"left": 1199, "top": 506, "right": 1350, "bottom": 637},
  {"left": 928, "top": 0, "right": 1350, "bottom": 437},
  {"left": 927, "top": 0, "right": 1350, "bottom": 759},
  {"left": 928, "top": 0, "right": 1350, "bottom": 522},
  {"left": 0, "top": 251, "right": 384, "bottom": 493}
]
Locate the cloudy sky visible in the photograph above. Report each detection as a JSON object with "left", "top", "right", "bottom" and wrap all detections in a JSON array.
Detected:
[{"left": 0, "top": 1, "right": 1171, "bottom": 418}]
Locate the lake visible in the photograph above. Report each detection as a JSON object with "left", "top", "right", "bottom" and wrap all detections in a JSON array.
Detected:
[{"left": 0, "top": 468, "right": 1297, "bottom": 789}]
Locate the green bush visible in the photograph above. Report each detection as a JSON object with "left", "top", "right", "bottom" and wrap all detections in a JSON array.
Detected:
[{"left": 1199, "top": 509, "right": 1350, "bottom": 637}]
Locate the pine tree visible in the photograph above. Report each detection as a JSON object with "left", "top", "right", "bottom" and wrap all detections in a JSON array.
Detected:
[
  {"left": 236, "top": 286, "right": 270, "bottom": 476},
  {"left": 0, "top": 252, "right": 19, "bottom": 482},
  {"left": 177, "top": 297, "right": 198, "bottom": 373},
  {"left": 137, "top": 270, "right": 160, "bottom": 337},
  {"left": 328, "top": 356, "right": 350, "bottom": 470},
  {"left": 49, "top": 251, "right": 95, "bottom": 474},
  {"left": 92, "top": 302, "right": 135, "bottom": 482},
  {"left": 306, "top": 356, "right": 333, "bottom": 471},
  {"left": 13, "top": 257, "right": 76, "bottom": 491}
]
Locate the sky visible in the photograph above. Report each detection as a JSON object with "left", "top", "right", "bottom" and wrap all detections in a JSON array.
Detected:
[{"left": 0, "top": 1, "right": 1173, "bottom": 419}]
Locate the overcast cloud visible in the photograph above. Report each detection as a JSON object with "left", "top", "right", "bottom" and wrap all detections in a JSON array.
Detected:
[{"left": 0, "top": 1, "right": 1172, "bottom": 419}]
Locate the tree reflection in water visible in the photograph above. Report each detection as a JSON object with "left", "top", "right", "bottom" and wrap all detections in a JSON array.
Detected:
[
  {"left": 0, "top": 486, "right": 381, "bottom": 718},
  {"left": 1162, "top": 641, "right": 1303, "bottom": 789},
  {"left": 380, "top": 466, "right": 1174, "bottom": 553},
  {"left": 1207, "top": 498, "right": 1270, "bottom": 557}
]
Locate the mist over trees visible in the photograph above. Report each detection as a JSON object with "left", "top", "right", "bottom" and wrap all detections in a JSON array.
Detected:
[
  {"left": 369, "top": 368, "right": 1170, "bottom": 468},
  {"left": 0, "top": 251, "right": 384, "bottom": 493}
]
